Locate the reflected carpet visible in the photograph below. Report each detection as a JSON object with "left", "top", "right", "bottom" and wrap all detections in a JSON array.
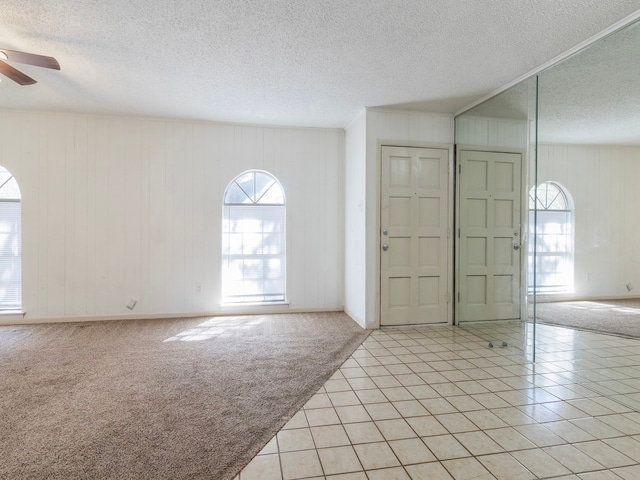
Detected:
[
  {"left": 534, "top": 298, "right": 640, "bottom": 338},
  {"left": 0, "top": 312, "right": 368, "bottom": 479}
]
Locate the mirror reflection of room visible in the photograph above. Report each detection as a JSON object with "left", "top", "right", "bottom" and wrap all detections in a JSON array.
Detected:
[
  {"left": 535, "top": 19, "right": 640, "bottom": 339},
  {"left": 456, "top": 17, "right": 640, "bottom": 413}
]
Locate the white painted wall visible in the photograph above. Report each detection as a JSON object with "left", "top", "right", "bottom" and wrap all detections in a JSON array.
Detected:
[
  {"left": 364, "top": 109, "right": 454, "bottom": 328},
  {"left": 537, "top": 143, "right": 640, "bottom": 299},
  {"left": 0, "top": 109, "right": 344, "bottom": 321},
  {"left": 344, "top": 110, "right": 367, "bottom": 328}
]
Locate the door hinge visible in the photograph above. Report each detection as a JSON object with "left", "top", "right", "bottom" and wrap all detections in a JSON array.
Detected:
[
  {"left": 457, "top": 228, "right": 460, "bottom": 238},
  {"left": 457, "top": 292, "right": 461, "bottom": 302},
  {"left": 458, "top": 164, "right": 461, "bottom": 174},
  {"left": 446, "top": 293, "right": 450, "bottom": 303}
]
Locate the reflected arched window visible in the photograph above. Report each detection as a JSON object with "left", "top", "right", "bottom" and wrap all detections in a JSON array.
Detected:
[
  {"left": 222, "top": 170, "right": 286, "bottom": 304},
  {"left": 0, "top": 166, "right": 22, "bottom": 310},
  {"left": 528, "top": 182, "right": 574, "bottom": 293}
]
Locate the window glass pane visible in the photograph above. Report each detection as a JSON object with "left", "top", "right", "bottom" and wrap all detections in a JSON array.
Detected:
[
  {"left": 259, "top": 183, "right": 285, "bottom": 204},
  {"left": 0, "top": 166, "right": 20, "bottom": 200},
  {"left": 529, "top": 182, "right": 568, "bottom": 211},
  {"left": 0, "top": 198, "right": 21, "bottom": 309},
  {"left": 528, "top": 182, "right": 573, "bottom": 293},
  {"left": 222, "top": 170, "right": 286, "bottom": 304},
  {"left": 234, "top": 172, "right": 256, "bottom": 202},
  {"left": 225, "top": 182, "right": 252, "bottom": 204},
  {"left": 254, "top": 172, "right": 275, "bottom": 202},
  {"left": 224, "top": 171, "right": 284, "bottom": 206}
]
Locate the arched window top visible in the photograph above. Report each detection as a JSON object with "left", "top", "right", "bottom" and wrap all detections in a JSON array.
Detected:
[
  {"left": 0, "top": 166, "right": 21, "bottom": 200},
  {"left": 529, "top": 182, "right": 569, "bottom": 211},
  {"left": 224, "top": 170, "right": 284, "bottom": 206}
]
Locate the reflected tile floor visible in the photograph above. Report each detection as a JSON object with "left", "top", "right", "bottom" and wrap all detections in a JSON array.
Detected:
[{"left": 235, "top": 322, "right": 640, "bottom": 479}]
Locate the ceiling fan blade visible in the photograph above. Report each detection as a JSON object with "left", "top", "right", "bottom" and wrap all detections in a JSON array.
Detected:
[
  {"left": 0, "top": 60, "right": 37, "bottom": 85},
  {"left": 0, "top": 49, "right": 60, "bottom": 70}
]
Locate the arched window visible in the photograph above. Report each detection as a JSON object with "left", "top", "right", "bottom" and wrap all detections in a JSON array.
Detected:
[
  {"left": 528, "top": 182, "right": 574, "bottom": 293},
  {"left": 0, "top": 166, "right": 22, "bottom": 310},
  {"left": 222, "top": 170, "right": 286, "bottom": 304}
]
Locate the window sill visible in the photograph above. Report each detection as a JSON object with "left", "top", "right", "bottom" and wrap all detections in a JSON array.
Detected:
[
  {"left": 0, "top": 310, "right": 25, "bottom": 316},
  {"left": 220, "top": 302, "right": 289, "bottom": 309}
]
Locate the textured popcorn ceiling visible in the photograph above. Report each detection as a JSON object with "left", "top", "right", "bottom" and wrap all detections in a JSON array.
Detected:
[{"left": 1, "top": 1, "right": 639, "bottom": 130}]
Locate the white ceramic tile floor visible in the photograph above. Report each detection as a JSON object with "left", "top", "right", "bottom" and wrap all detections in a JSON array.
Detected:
[{"left": 235, "top": 322, "right": 640, "bottom": 479}]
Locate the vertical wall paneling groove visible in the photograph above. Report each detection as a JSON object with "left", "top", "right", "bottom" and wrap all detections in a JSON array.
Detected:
[
  {"left": 123, "top": 119, "right": 142, "bottom": 314},
  {"left": 167, "top": 121, "right": 187, "bottom": 313},
  {"left": 47, "top": 116, "right": 66, "bottom": 316},
  {"left": 65, "top": 115, "right": 76, "bottom": 301},
  {"left": 183, "top": 123, "right": 194, "bottom": 311},
  {"left": 147, "top": 121, "right": 167, "bottom": 312},
  {"left": 85, "top": 117, "right": 97, "bottom": 315},
  {"left": 163, "top": 121, "right": 176, "bottom": 312},
  {"left": 195, "top": 123, "right": 208, "bottom": 311},
  {"left": 304, "top": 130, "right": 320, "bottom": 306},
  {"left": 138, "top": 121, "right": 151, "bottom": 313},
  {"left": 107, "top": 120, "right": 127, "bottom": 314},
  {"left": 67, "top": 116, "right": 85, "bottom": 315},
  {"left": 93, "top": 117, "right": 110, "bottom": 314},
  {"left": 286, "top": 129, "right": 304, "bottom": 307}
]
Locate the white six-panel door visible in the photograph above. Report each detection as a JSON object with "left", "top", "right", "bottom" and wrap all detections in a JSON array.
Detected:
[
  {"left": 380, "top": 146, "right": 450, "bottom": 326},
  {"left": 457, "top": 150, "right": 522, "bottom": 322}
]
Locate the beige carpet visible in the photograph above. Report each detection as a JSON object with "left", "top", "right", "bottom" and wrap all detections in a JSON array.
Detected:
[
  {"left": 534, "top": 298, "right": 640, "bottom": 338},
  {"left": 0, "top": 312, "right": 369, "bottom": 479}
]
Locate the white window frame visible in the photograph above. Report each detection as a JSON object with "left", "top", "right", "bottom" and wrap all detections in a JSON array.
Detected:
[
  {"left": 221, "top": 170, "right": 286, "bottom": 305},
  {"left": 0, "top": 166, "right": 22, "bottom": 310},
  {"left": 528, "top": 181, "right": 574, "bottom": 294}
]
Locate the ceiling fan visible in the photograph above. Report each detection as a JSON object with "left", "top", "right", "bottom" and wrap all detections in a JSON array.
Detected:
[{"left": 0, "top": 49, "right": 60, "bottom": 86}]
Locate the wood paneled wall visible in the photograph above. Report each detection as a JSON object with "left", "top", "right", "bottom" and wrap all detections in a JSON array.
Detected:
[
  {"left": 537, "top": 143, "right": 640, "bottom": 299},
  {"left": 455, "top": 116, "right": 528, "bottom": 149},
  {"left": 0, "top": 110, "right": 344, "bottom": 321}
]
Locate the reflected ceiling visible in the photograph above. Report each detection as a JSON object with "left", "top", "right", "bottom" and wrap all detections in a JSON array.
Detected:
[{"left": 461, "top": 19, "right": 640, "bottom": 146}]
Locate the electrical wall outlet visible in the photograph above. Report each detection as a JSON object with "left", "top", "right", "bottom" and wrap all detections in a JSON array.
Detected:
[
  {"left": 196, "top": 283, "right": 203, "bottom": 293},
  {"left": 126, "top": 298, "right": 137, "bottom": 310},
  {"left": 627, "top": 282, "right": 633, "bottom": 292}
]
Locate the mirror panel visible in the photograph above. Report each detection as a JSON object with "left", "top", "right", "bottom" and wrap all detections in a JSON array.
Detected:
[
  {"left": 535, "top": 19, "right": 640, "bottom": 411},
  {"left": 455, "top": 17, "right": 640, "bottom": 412},
  {"left": 454, "top": 76, "right": 538, "bottom": 360}
]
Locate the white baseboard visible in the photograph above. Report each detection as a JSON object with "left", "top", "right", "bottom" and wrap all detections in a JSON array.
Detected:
[{"left": 0, "top": 306, "right": 345, "bottom": 326}]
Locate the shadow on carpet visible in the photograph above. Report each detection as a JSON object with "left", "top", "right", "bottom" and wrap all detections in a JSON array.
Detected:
[{"left": 0, "top": 312, "right": 369, "bottom": 479}]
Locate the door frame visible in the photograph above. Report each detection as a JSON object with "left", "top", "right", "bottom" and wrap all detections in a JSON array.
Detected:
[
  {"left": 377, "top": 141, "right": 455, "bottom": 327},
  {"left": 454, "top": 145, "right": 529, "bottom": 325}
]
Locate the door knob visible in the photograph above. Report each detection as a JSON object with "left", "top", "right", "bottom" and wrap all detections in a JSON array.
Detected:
[
  {"left": 382, "top": 243, "right": 389, "bottom": 251},
  {"left": 513, "top": 244, "right": 520, "bottom": 251}
]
